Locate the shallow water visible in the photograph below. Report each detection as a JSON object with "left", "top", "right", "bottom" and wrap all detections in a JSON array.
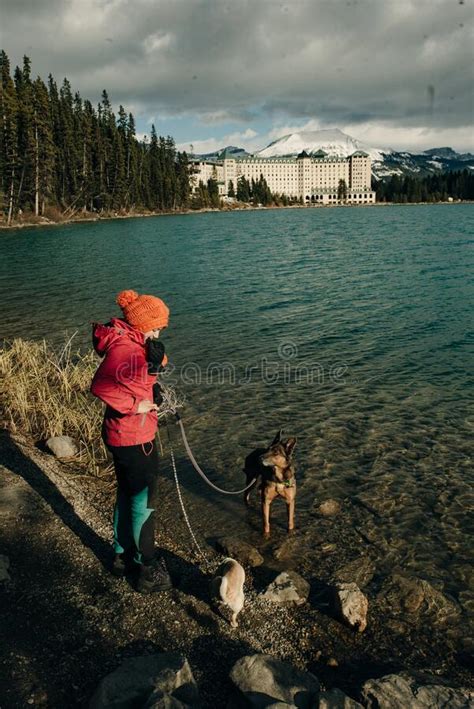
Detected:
[{"left": 1, "top": 205, "right": 473, "bottom": 613}]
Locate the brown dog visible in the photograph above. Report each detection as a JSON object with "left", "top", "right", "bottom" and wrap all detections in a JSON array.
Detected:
[{"left": 243, "top": 429, "right": 297, "bottom": 537}]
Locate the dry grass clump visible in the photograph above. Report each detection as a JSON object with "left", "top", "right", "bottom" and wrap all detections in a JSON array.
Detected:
[
  {"left": 0, "top": 336, "right": 107, "bottom": 473},
  {"left": 0, "top": 335, "right": 184, "bottom": 476}
]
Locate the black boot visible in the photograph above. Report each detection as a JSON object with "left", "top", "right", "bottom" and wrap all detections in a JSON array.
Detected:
[
  {"left": 136, "top": 557, "right": 173, "bottom": 593},
  {"left": 111, "top": 549, "right": 136, "bottom": 578},
  {"left": 111, "top": 553, "right": 126, "bottom": 578}
]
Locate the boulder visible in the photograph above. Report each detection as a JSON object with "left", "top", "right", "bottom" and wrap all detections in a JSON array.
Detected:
[
  {"left": 316, "top": 499, "right": 341, "bottom": 516},
  {"left": 144, "top": 692, "right": 190, "bottom": 709},
  {"left": 378, "top": 573, "right": 460, "bottom": 625},
  {"left": 46, "top": 435, "right": 78, "bottom": 459},
  {"left": 89, "top": 654, "right": 200, "bottom": 709},
  {"left": 331, "top": 582, "right": 368, "bottom": 632},
  {"left": 261, "top": 571, "right": 310, "bottom": 606},
  {"left": 0, "top": 554, "right": 11, "bottom": 582},
  {"left": 228, "top": 654, "right": 319, "bottom": 708},
  {"left": 332, "top": 557, "right": 375, "bottom": 589},
  {"left": 319, "top": 688, "right": 363, "bottom": 708},
  {"left": 216, "top": 537, "right": 264, "bottom": 567},
  {"left": 360, "top": 673, "right": 473, "bottom": 709}
]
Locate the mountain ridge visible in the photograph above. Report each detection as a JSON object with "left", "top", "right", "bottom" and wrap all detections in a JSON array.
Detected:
[{"left": 194, "top": 128, "right": 474, "bottom": 180}]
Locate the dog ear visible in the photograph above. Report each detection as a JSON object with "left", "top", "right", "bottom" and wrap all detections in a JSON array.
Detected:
[
  {"left": 285, "top": 437, "right": 297, "bottom": 457},
  {"left": 271, "top": 428, "right": 283, "bottom": 445}
]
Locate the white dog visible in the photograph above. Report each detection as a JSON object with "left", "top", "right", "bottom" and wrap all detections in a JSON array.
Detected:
[{"left": 210, "top": 558, "right": 245, "bottom": 628}]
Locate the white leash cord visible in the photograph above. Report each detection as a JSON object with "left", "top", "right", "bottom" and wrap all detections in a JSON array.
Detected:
[
  {"left": 176, "top": 415, "right": 257, "bottom": 495},
  {"left": 166, "top": 425, "right": 208, "bottom": 562}
]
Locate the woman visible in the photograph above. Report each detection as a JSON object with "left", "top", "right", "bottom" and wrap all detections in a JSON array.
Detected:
[{"left": 91, "top": 289, "right": 172, "bottom": 593}]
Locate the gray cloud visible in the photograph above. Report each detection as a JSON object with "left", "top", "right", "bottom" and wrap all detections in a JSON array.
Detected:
[{"left": 0, "top": 0, "right": 472, "bottom": 149}]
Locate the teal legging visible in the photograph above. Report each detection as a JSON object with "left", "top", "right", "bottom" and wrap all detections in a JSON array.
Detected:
[{"left": 108, "top": 439, "right": 159, "bottom": 564}]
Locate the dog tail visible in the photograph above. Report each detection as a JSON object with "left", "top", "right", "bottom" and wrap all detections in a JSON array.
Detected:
[{"left": 219, "top": 574, "right": 228, "bottom": 601}]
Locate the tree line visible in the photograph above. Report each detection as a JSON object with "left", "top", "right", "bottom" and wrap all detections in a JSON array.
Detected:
[
  {"left": 375, "top": 170, "right": 474, "bottom": 203},
  {"left": 0, "top": 52, "right": 190, "bottom": 224}
]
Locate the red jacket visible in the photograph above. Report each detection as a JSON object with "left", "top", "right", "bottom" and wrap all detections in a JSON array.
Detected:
[{"left": 90, "top": 318, "right": 164, "bottom": 447}]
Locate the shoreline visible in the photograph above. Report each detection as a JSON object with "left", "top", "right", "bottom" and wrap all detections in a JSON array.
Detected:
[
  {"left": 0, "top": 426, "right": 472, "bottom": 707},
  {"left": 0, "top": 199, "right": 471, "bottom": 232}
]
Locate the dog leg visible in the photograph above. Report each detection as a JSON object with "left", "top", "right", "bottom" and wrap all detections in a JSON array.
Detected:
[
  {"left": 286, "top": 498, "right": 295, "bottom": 534},
  {"left": 231, "top": 612, "right": 238, "bottom": 628},
  {"left": 262, "top": 498, "right": 271, "bottom": 537}
]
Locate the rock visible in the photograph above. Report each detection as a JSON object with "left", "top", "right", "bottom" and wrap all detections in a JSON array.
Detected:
[
  {"left": 332, "top": 557, "right": 376, "bottom": 588},
  {"left": 360, "top": 673, "right": 473, "bottom": 709},
  {"left": 45, "top": 435, "right": 78, "bottom": 459},
  {"left": 144, "top": 691, "right": 190, "bottom": 708},
  {"left": 89, "top": 653, "right": 200, "bottom": 709},
  {"left": 331, "top": 582, "right": 368, "bottom": 632},
  {"left": 316, "top": 499, "right": 341, "bottom": 516},
  {"left": 261, "top": 571, "right": 310, "bottom": 605},
  {"left": 319, "top": 688, "right": 363, "bottom": 708},
  {"left": 228, "top": 654, "right": 319, "bottom": 708},
  {"left": 216, "top": 536, "right": 263, "bottom": 567},
  {"left": 0, "top": 554, "right": 11, "bottom": 582},
  {"left": 378, "top": 573, "right": 460, "bottom": 625},
  {"left": 144, "top": 691, "right": 189, "bottom": 709}
]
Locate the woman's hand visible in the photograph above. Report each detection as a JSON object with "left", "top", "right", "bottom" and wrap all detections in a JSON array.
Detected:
[{"left": 136, "top": 399, "right": 158, "bottom": 414}]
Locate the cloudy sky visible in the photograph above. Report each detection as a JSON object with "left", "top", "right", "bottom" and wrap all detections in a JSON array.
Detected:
[{"left": 1, "top": 0, "right": 473, "bottom": 153}]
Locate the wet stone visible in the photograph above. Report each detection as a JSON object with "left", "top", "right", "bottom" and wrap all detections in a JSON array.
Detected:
[
  {"left": 332, "top": 557, "right": 376, "bottom": 588},
  {"left": 316, "top": 499, "right": 342, "bottom": 516},
  {"left": 378, "top": 573, "right": 461, "bottom": 625},
  {"left": 215, "top": 536, "right": 264, "bottom": 567}
]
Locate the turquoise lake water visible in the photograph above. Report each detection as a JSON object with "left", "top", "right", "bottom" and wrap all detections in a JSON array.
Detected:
[{"left": 1, "top": 204, "right": 473, "bottom": 615}]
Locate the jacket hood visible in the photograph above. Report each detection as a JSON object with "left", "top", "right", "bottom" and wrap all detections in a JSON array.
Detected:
[{"left": 92, "top": 317, "right": 145, "bottom": 356}]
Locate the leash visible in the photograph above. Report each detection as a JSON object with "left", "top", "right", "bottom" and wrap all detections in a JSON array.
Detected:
[
  {"left": 165, "top": 422, "right": 209, "bottom": 564},
  {"left": 162, "top": 412, "right": 257, "bottom": 567},
  {"left": 174, "top": 413, "right": 257, "bottom": 495}
]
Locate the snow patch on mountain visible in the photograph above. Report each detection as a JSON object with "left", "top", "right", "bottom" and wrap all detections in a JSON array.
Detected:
[{"left": 256, "top": 128, "right": 390, "bottom": 162}]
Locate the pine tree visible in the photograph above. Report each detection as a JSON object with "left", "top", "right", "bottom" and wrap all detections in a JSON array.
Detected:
[
  {"left": 207, "top": 177, "right": 220, "bottom": 207},
  {"left": 337, "top": 178, "right": 347, "bottom": 201},
  {"left": 0, "top": 50, "right": 19, "bottom": 224},
  {"left": 14, "top": 57, "right": 34, "bottom": 212},
  {"left": 32, "top": 76, "right": 55, "bottom": 215},
  {"left": 236, "top": 175, "right": 250, "bottom": 202}
]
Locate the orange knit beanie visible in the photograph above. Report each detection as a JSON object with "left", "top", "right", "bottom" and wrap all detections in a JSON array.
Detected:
[{"left": 116, "top": 290, "right": 169, "bottom": 333}]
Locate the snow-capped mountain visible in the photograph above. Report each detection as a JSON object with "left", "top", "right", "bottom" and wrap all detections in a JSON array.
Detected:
[
  {"left": 195, "top": 129, "right": 474, "bottom": 180},
  {"left": 256, "top": 128, "right": 388, "bottom": 162}
]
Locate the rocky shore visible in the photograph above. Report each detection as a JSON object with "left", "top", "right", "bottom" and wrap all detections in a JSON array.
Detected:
[
  {"left": 0, "top": 428, "right": 472, "bottom": 707},
  {"left": 0, "top": 200, "right": 469, "bottom": 232}
]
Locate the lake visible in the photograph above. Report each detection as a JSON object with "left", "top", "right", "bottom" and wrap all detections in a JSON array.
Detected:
[{"left": 1, "top": 204, "right": 473, "bottom": 617}]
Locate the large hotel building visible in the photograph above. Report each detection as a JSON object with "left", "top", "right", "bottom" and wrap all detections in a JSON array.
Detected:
[{"left": 191, "top": 149, "right": 375, "bottom": 204}]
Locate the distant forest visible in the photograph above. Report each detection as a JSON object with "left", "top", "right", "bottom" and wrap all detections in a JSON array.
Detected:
[
  {"left": 374, "top": 170, "right": 474, "bottom": 203},
  {"left": 1, "top": 52, "right": 472, "bottom": 225},
  {"left": 0, "top": 52, "right": 190, "bottom": 224}
]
